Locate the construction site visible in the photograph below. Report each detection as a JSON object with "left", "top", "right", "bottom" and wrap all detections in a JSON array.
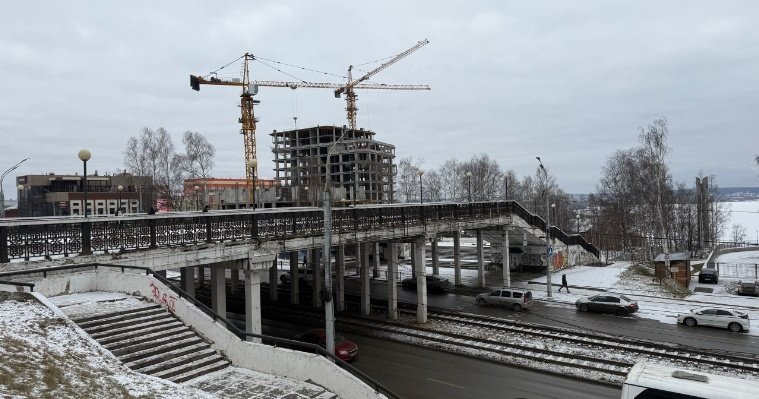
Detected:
[{"left": 189, "top": 40, "right": 429, "bottom": 208}]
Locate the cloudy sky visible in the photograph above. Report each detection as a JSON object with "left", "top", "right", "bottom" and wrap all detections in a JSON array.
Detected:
[{"left": 2, "top": 1, "right": 758, "bottom": 199}]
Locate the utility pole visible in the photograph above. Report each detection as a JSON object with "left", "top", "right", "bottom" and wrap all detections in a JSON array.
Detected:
[{"left": 1, "top": 158, "right": 30, "bottom": 218}]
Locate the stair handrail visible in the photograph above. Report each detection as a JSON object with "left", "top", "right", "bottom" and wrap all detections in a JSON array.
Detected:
[{"left": 0, "top": 262, "right": 402, "bottom": 399}]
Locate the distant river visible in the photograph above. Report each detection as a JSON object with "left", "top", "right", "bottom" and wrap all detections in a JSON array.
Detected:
[{"left": 725, "top": 200, "right": 759, "bottom": 243}]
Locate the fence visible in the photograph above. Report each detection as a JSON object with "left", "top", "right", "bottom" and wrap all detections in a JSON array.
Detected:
[{"left": 713, "top": 263, "right": 759, "bottom": 279}]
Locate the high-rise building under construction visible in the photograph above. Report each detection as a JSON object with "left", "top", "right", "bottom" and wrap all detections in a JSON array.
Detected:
[{"left": 270, "top": 126, "right": 395, "bottom": 206}]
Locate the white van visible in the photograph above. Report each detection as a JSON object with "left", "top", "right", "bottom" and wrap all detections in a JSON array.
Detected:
[{"left": 621, "top": 362, "right": 759, "bottom": 399}]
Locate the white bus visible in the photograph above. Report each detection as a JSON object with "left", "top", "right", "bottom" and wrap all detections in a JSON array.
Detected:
[{"left": 621, "top": 362, "right": 759, "bottom": 399}]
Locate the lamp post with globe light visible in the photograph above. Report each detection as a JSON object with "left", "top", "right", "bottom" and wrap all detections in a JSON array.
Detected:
[
  {"left": 117, "top": 185, "right": 123, "bottom": 215},
  {"left": 78, "top": 150, "right": 91, "bottom": 217},
  {"left": 417, "top": 169, "right": 424, "bottom": 204},
  {"left": 194, "top": 185, "right": 200, "bottom": 211},
  {"left": 466, "top": 171, "right": 472, "bottom": 202}
]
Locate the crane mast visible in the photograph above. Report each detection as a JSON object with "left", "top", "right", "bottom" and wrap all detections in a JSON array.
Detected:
[{"left": 240, "top": 53, "right": 257, "bottom": 204}]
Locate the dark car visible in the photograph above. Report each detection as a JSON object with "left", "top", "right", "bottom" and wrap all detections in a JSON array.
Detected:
[
  {"left": 576, "top": 294, "right": 639, "bottom": 316},
  {"left": 698, "top": 268, "right": 719, "bottom": 284},
  {"left": 293, "top": 328, "right": 358, "bottom": 362},
  {"left": 279, "top": 268, "right": 313, "bottom": 286},
  {"left": 401, "top": 275, "right": 452, "bottom": 293}
]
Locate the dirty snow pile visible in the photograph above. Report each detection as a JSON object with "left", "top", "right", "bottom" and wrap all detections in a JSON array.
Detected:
[{"left": 0, "top": 291, "right": 213, "bottom": 399}]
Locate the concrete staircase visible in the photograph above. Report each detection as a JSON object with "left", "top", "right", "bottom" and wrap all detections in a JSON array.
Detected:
[{"left": 71, "top": 304, "right": 229, "bottom": 383}]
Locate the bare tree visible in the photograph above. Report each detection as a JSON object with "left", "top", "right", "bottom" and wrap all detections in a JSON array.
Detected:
[
  {"left": 731, "top": 224, "right": 747, "bottom": 244},
  {"left": 423, "top": 170, "right": 443, "bottom": 202},
  {"left": 180, "top": 131, "right": 216, "bottom": 206},
  {"left": 438, "top": 159, "right": 461, "bottom": 201},
  {"left": 395, "top": 157, "right": 422, "bottom": 203}
]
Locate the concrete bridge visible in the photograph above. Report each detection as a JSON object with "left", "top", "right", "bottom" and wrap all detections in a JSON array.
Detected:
[{"left": 1, "top": 200, "right": 598, "bottom": 335}]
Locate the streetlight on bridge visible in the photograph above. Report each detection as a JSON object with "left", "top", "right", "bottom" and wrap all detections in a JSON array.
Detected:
[
  {"left": 576, "top": 214, "right": 581, "bottom": 235},
  {"left": 194, "top": 185, "right": 200, "bottom": 211},
  {"left": 117, "top": 185, "right": 124, "bottom": 215},
  {"left": 16, "top": 184, "right": 25, "bottom": 217},
  {"left": 536, "top": 156, "right": 552, "bottom": 298},
  {"left": 466, "top": 171, "right": 472, "bottom": 202},
  {"left": 78, "top": 149, "right": 91, "bottom": 218},
  {"left": 417, "top": 169, "right": 424, "bottom": 204},
  {"left": 503, "top": 174, "right": 509, "bottom": 201},
  {"left": 1, "top": 158, "right": 30, "bottom": 218}
]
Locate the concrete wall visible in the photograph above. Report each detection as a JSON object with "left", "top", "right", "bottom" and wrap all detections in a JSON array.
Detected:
[{"left": 20, "top": 269, "right": 386, "bottom": 399}]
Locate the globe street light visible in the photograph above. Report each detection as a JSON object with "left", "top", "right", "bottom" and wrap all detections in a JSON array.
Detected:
[
  {"left": 576, "top": 214, "right": 581, "bottom": 235},
  {"left": 194, "top": 185, "right": 200, "bottom": 211},
  {"left": 466, "top": 171, "right": 473, "bottom": 202},
  {"left": 417, "top": 169, "right": 424, "bottom": 204},
  {"left": 117, "top": 185, "right": 124, "bottom": 215},
  {"left": 1, "top": 158, "right": 30, "bottom": 218},
  {"left": 78, "top": 149, "right": 91, "bottom": 217},
  {"left": 536, "top": 156, "right": 552, "bottom": 297},
  {"left": 303, "top": 186, "right": 309, "bottom": 206}
]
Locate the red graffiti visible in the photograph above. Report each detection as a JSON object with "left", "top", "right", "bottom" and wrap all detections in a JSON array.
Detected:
[{"left": 149, "top": 281, "right": 177, "bottom": 313}]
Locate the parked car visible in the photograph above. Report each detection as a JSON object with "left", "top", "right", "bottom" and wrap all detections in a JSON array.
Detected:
[
  {"left": 476, "top": 287, "right": 533, "bottom": 311},
  {"left": 738, "top": 280, "right": 759, "bottom": 297},
  {"left": 677, "top": 307, "right": 750, "bottom": 332},
  {"left": 698, "top": 268, "right": 719, "bottom": 284},
  {"left": 293, "top": 328, "right": 358, "bottom": 362},
  {"left": 576, "top": 294, "right": 638, "bottom": 316},
  {"left": 279, "top": 268, "right": 313, "bottom": 286},
  {"left": 401, "top": 275, "right": 451, "bottom": 293}
]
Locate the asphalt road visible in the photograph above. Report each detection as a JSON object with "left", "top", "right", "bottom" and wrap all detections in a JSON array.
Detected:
[{"left": 350, "top": 334, "right": 620, "bottom": 399}]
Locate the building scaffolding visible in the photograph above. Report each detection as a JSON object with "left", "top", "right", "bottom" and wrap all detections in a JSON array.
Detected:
[{"left": 271, "top": 126, "right": 395, "bottom": 206}]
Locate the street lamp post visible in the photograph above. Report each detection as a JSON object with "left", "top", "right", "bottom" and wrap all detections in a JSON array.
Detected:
[
  {"left": 466, "top": 171, "right": 472, "bottom": 202},
  {"left": 117, "top": 185, "right": 123, "bottom": 215},
  {"left": 417, "top": 169, "right": 424, "bottom": 204},
  {"left": 503, "top": 175, "right": 509, "bottom": 201},
  {"left": 576, "top": 214, "right": 581, "bottom": 235},
  {"left": 304, "top": 186, "right": 309, "bottom": 206},
  {"left": 536, "top": 156, "right": 552, "bottom": 297},
  {"left": 1, "top": 158, "right": 30, "bottom": 218},
  {"left": 78, "top": 150, "right": 91, "bottom": 217},
  {"left": 250, "top": 159, "right": 258, "bottom": 209},
  {"left": 194, "top": 185, "right": 200, "bottom": 211}
]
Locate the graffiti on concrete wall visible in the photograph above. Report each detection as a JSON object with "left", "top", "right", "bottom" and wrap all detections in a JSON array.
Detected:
[{"left": 149, "top": 281, "right": 177, "bottom": 313}]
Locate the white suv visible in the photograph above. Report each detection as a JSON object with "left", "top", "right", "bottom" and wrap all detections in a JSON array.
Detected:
[{"left": 476, "top": 287, "right": 533, "bottom": 311}]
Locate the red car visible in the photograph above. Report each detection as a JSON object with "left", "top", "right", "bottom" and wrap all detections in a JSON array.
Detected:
[{"left": 294, "top": 328, "right": 358, "bottom": 362}]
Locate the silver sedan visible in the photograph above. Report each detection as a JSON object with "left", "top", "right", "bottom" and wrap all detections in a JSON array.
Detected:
[{"left": 677, "top": 307, "right": 750, "bottom": 332}]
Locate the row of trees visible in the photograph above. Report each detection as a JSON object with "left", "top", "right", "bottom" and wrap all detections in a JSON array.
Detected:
[
  {"left": 395, "top": 119, "right": 733, "bottom": 259},
  {"left": 590, "top": 119, "right": 728, "bottom": 258},
  {"left": 123, "top": 127, "right": 215, "bottom": 211},
  {"left": 394, "top": 153, "right": 577, "bottom": 232}
]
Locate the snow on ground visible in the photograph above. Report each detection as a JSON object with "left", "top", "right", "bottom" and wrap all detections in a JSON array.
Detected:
[
  {"left": 715, "top": 251, "right": 759, "bottom": 264},
  {"left": 50, "top": 291, "right": 153, "bottom": 319},
  {"left": 524, "top": 255, "right": 759, "bottom": 336},
  {"left": 0, "top": 291, "right": 214, "bottom": 399}
]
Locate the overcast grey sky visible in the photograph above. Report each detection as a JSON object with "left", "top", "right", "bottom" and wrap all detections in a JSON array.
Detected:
[{"left": 2, "top": 1, "right": 758, "bottom": 199}]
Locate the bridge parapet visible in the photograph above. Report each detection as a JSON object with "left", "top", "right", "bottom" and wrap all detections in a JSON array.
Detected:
[{"left": 1, "top": 201, "right": 598, "bottom": 264}]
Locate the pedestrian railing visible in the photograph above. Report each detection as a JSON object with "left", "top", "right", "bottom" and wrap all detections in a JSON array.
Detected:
[{"left": 0, "top": 201, "right": 598, "bottom": 263}]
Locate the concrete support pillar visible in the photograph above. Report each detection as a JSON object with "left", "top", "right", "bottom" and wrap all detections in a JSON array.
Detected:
[
  {"left": 476, "top": 230, "right": 485, "bottom": 287},
  {"left": 269, "top": 258, "right": 278, "bottom": 301},
  {"left": 387, "top": 241, "right": 398, "bottom": 320},
  {"left": 453, "top": 230, "right": 461, "bottom": 286},
  {"left": 180, "top": 267, "right": 195, "bottom": 298},
  {"left": 198, "top": 266, "right": 205, "bottom": 288},
  {"left": 211, "top": 265, "right": 226, "bottom": 319},
  {"left": 244, "top": 262, "right": 262, "bottom": 343},
  {"left": 503, "top": 229, "right": 511, "bottom": 287},
  {"left": 336, "top": 245, "right": 346, "bottom": 312},
  {"left": 372, "top": 242, "right": 380, "bottom": 278},
  {"left": 414, "top": 236, "right": 427, "bottom": 323},
  {"left": 230, "top": 265, "right": 239, "bottom": 295},
  {"left": 289, "top": 251, "right": 299, "bottom": 305},
  {"left": 311, "top": 248, "right": 322, "bottom": 308},
  {"left": 431, "top": 238, "right": 439, "bottom": 276},
  {"left": 410, "top": 242, "right": 416, "bottom": 275},
  {"left": 361, "top": 242, "right": 371, "bottom": 316}
]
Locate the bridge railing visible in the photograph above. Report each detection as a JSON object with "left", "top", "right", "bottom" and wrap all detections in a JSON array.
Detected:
[{"left": 0, "top": 201, "right": 598, "bottom": 263}]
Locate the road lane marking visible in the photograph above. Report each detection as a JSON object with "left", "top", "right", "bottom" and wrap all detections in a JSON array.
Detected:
[{"left": 427, "top": 378, "right": 465, "bottom": 389}]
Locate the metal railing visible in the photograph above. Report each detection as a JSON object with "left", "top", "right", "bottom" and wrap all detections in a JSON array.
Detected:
[
  {"left": 0, "top": 263, "right": 402, "bottom": 399},
  {"left": 0, "top": 201, "right": 599, "bottom": 263}
]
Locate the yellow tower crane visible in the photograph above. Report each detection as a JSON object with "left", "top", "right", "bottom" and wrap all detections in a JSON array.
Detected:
[{"left": 190, "top": 43, "right": 429, "bottom": 204}]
